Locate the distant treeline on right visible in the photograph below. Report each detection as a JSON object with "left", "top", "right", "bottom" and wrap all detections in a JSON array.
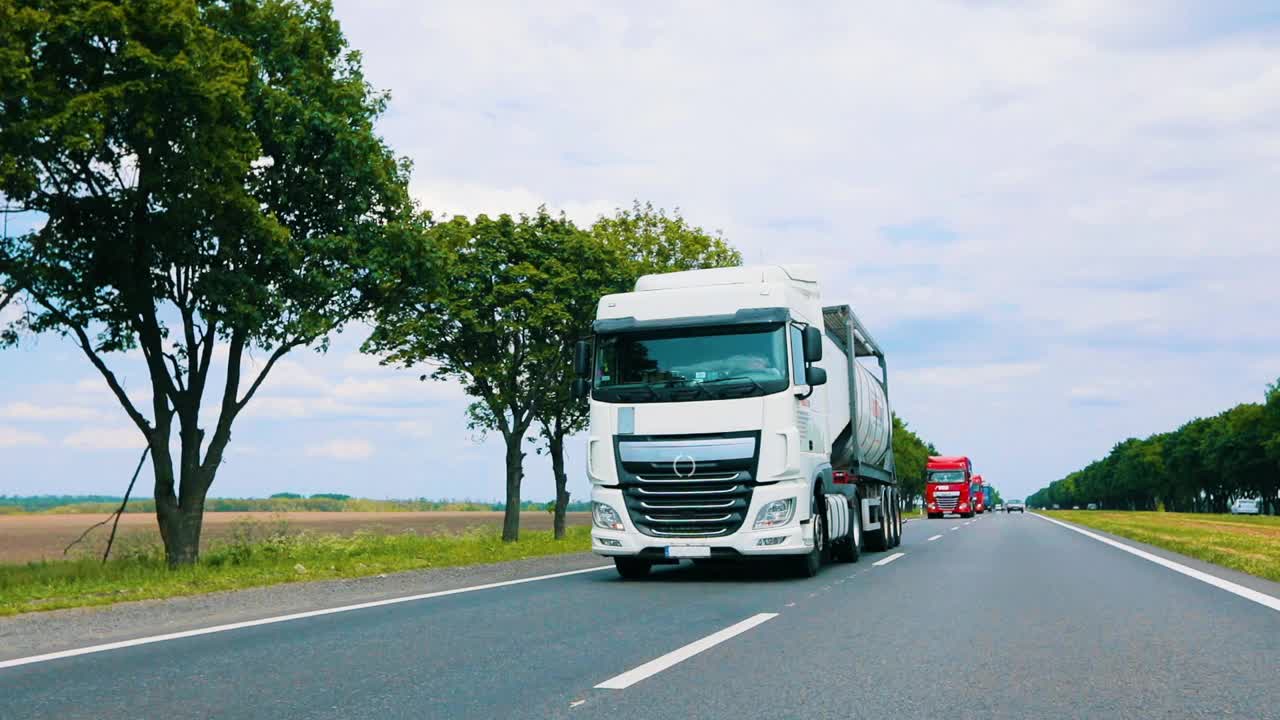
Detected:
[{"left": 1028, "top": 379, "right": 1280, "bottom": 514}]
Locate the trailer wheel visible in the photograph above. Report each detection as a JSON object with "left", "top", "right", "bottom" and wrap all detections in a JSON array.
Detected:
[
  {"left": 864, "top": 489, "right": 891, "bottom": 552},
  {"left": 793, "top": 494, "right": 826, "bottom": 577},
  {"left": 833, "top": 496, "right": 860, "bottom": 563},
  {"left": 614, "top": 557, "right": 651, "bottom": 579}
]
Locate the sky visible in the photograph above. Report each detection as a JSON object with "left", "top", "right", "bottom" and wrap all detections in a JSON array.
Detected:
[{"left": 2, "top": 0, "right": 1279, "bottom": 503}]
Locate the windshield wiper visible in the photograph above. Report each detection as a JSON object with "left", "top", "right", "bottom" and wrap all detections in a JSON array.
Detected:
[
  {"left": 699, "top": 376, "right": 765, "bottom": 395},
  {"left": 610, "top": 383, "right": 659, "bottom": 401},
  {"left": 660, "top": 377, "right": 711, "bottom": 401}
]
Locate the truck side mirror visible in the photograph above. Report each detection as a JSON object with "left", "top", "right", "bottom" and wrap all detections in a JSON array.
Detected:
[
  {"left": 805, "top": 366, "right": 827, "bottom": 387},
  {"left": 573, "top": 340, "right": 591, "bottom": 378},
  {"left": 802, "top": 326, "right": 823, "bottom": 362},
  {"left": 571, "top": 378, "right": 590, "bottom": 400}
]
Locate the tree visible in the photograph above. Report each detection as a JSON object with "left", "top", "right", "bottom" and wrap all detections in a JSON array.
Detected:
[
  {"left": 525, "top": 203, "right": 745, "bottom": 538},
  {"left": 891, "top": 414, "right": 931, "bottom": 510},
  {"left": 0, "top": 0, "right": 421, "bottom": 565},
  {"left": 364, "top": 210, "right": 588, "bottom": 542},
  {"left": 590, "top": 201, "right": 742, "bottom": 280}
]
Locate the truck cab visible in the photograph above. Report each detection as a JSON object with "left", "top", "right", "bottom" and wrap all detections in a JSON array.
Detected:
[
  {"left": 972, "top": 474, "right": 986, "bottom": 514},
  {"left": 925, "top": 456, "right": 975, "bottom": 518},
  {"left": 574, "top": 265, "right": 900, "bottom": 578}
]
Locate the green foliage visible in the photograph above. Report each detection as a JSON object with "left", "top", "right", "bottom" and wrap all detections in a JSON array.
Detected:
[
  {"left": 892, "top": 414, "right": 932, "bottom": 509},
  {"left": 590, "top": 201, "right": 742, "bottom": 279},
  {"left": 0, "top": 0, "right": 423, "bottom": 564},
  {"left": 1028, "top": 379, "right": 1280, "bottom": 514},
  {"left": 269, "top": 492, "right": 303, "bottom": 499},
  {"left": 309, "top": 493, "right": 351, "bottom": 501},
  {"left": 364, "top": 209, "right": 609, "bottom": 540},
  {"left": 0, "top": 525, "right": 593, "bottom": 616}
]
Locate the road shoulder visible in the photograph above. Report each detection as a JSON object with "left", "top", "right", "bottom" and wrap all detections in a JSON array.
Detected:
[
  {"left": 0, "top": 552, "right": 606, "bottom": 662},
  {"left": 1033, "top": 513, "right": 1280, "bottom": 602}
]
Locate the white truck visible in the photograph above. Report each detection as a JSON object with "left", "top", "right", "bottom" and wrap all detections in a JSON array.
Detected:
[{"left": 571, "top": 265, "right": 902, "bottom": 578}]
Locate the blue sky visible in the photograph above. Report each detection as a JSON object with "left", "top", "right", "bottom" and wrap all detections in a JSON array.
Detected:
[{"left": 3, "top": 1, "right": 1279, "bottom": 503}]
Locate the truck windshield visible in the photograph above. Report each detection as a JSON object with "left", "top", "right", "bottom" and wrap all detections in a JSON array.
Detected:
[
  {"left": 592, "top": 323, "right": 789, "bottom": 403},
  {"left": 927, "top": 471, "right": 965, "bottom": 483}
]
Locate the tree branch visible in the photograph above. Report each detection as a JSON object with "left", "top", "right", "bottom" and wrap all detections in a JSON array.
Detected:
[
  {"left": 25, "top": 288, "right": 153, "bottom": 436},
  {"left": 236, "top": 338, "right": 305, "bottom": 412}
]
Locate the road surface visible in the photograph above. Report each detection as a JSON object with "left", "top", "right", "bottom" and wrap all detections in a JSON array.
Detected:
[{"left": 2, "top": 512, "right": 1278, "bottom": 719}]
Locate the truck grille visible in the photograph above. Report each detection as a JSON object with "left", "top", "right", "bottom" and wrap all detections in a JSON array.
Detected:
[
  {"left": 934, "top": 495, "right": 959, "bottom": 511},
  {"left": 615, "top": 433, "right": 760, "bottom": 538}
]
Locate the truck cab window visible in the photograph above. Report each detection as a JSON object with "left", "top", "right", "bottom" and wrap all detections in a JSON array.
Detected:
[{"left": 790, "top": 325, "right": 806, "bottom": 385}]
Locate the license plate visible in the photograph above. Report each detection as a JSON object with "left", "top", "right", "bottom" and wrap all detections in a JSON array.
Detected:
[{"left": 665, "top": 546, "right": 711, "bottom": 559}]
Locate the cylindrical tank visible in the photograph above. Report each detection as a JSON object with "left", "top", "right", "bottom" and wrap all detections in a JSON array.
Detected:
[{"left": 823, "top": 345, "right": 891, "bottom": 471}]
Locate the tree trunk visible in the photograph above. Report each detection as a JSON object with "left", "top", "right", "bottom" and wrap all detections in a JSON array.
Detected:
[
  {"left": 151, "top": 423, "right": 215, "bottom": 567},
  {"left": 157, "top": 500, "right": 205, "bottom": 567},
  {"left": 502, "top": 432, "right": 525, "bottom": 542},
  {"left": 550, "top": 433, "right": 570, "bottom": 540}
]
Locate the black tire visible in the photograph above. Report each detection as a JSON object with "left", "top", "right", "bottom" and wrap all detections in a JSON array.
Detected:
[
  {"left": 833, "top": 497, "right": 860, "bottom": 563},
  {"left": 614, "top": 557, "right": 651, "bottom": 579},
  {"left": 890, "top": 493, "right": 902, "bottom": 548},
  {"left": 793, "top": 494, "right": 827, "bottom": 577},
  {"left": 864, "top": 490, "right": 891, "bottom": 552},
  {"left": 961, "top": 510, "right": 974, "bottom": 519},
  {"left": 928, "top": 512, "right": 942, "bottom": 520}
]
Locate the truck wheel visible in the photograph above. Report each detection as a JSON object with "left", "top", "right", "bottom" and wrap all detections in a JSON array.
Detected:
[
  {"left": 961, "top": 511, "right": 974, "bottom": 519},
  {"left": 614, "top": 557, "right": 651, "bottom": 579},
  {"left": 833, "top": 498, "right": 860, "bottom": 563},
  {"left": 890, "top": 494, "right": 902, "bottom": 548},
  {"left": 927, "top": 512, "right": 942, "bottom": 519},
  {"left": 793, "top": 498, "right": 826, "bottom": 577},
  {"left": 864, "top": 490, "right": 890, "bottom": 552}
]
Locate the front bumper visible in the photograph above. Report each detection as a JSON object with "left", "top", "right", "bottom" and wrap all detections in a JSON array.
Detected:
[{"left": 590, "top": 483, "right": 814, "bottom": 557}]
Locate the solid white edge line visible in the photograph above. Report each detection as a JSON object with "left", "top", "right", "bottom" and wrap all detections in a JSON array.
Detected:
[
  {"left": 594, "top": 613, "right": 779, "bottom": 690},
  {"left": 927, "top": 534, "right": 943, "bottom": 542},
  {"left": 1032, "top": 513, "right": 1280, "bottom": 613},
  {"left": 0, "top": 565, "right": 614, "bottom": 670},
  {"left": 872, "top": 552, "right": 905, "bottom": 566}
]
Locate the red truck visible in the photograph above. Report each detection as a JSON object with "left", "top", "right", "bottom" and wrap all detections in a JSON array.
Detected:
[
  {"left": 925, "top": 456, "right": 976, "bottom": 519},
  {"left": 972, "top": 474, "right": 986, "bottom": 514}
]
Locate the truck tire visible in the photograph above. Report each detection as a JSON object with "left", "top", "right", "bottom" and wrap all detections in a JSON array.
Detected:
[
  {"left": 889, "top": 492, "right": 902, "bottom": 548},
  {"left": 961, "top": 510, "right": 974, "bottom": 519},
  {"left": 864, "top": 490, "right": 891, "bottom": 552},
  {"left": 833, "top": 497, "right": 860, "bottom": 563},
  {"left": 928, "top": 512, "right": 942, "bottom": 519},
  {"left": 614, "top": 557, "right": 651, "bottom": 579},
  {"left": 793, "top": 494, "right": 827, "bottom": 577}
]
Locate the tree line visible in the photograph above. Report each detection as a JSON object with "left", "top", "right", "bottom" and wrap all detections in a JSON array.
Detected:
[
  {"left": 1027, "top": 380, "right": 1280, "bottom": 514},
  {"left": 0, "top": 0, "right": 944, "bottom": 567}
]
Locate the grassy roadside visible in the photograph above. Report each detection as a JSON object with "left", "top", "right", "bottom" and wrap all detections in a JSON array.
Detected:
[
  {"left": 1042, "top": 510, "right": 1280, "bottom": 582},
  {"left": 0, "top": 524, "right": 592, "bottom": 617}
]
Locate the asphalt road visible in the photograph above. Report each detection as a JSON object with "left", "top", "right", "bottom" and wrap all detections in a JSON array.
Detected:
[{"left": 3, "top": 512, "right": 1278, "bottom": 719}]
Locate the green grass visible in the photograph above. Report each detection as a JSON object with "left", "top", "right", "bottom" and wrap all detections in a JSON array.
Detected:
[
  {"left": 1043, "top": 510, "right": 1280, "bottom": 582},
  {"left": 0, "top": 523, "right": 592, "bottom": 617}
]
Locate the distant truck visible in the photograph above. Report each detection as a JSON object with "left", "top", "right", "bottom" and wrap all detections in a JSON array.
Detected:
[
  {"left": 575, "top": 265, "right": 902, "bottom": 578},
  {"left": 982, "top": 486, "right": 994, "bottom": 514},
  {"left": 926, "top": 456, "right": 975, "bottom": 518},
  {"left": 972, "top": 474, "right": 987, "bottom": 514}
]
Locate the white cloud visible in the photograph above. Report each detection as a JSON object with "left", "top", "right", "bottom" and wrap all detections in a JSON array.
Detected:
[
  {"left": 0, "top": 402, "right": 109, "bottom": 422},
  {"left": 394, "top": 420, "right": 433, "bottom": 439},
  {"left": 898, "top": 363, "right": 1043, "bottom": 391},
  {"left": 63, "top": 426, "right": 146, "bottom": 451},
  {"left": 0, "top": 425, "right": 50, "bottom": 448},
  {"left": 305, "top": 438, "right": 375, "bottom": 461}
]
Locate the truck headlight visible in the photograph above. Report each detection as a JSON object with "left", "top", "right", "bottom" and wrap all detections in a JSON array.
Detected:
[
  {"left": 753, "top": 498, "right": 796, "bottom": 529},
  {"left": 958, "top": 502, "right": 969, "bottom": 510},
  {"left": 592, "top": 502, "right": 625, "bottom": 531}
]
